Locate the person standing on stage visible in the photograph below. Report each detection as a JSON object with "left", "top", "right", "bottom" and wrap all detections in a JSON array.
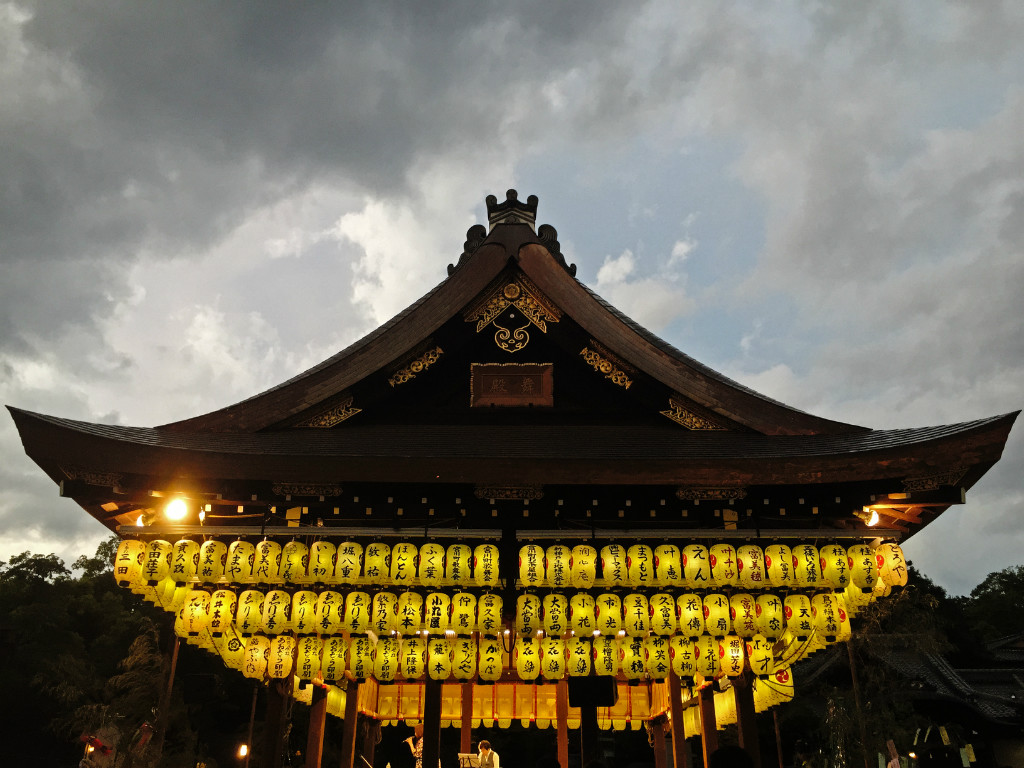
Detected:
[
  {"left": 405, "top": 724, "right": 425, "bottom": 768},
  {"left": 478, "top": 740, "right": 500, "bottom": 768}
]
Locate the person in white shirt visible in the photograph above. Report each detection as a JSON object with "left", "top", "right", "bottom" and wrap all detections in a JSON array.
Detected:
[{"left": 478, "top": 740, "right": 499, "bottom": 768}]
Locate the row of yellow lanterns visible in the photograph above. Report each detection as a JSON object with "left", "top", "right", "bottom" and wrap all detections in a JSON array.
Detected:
[{"left": 116, "top": 538, "right": 909, "bottom": 592}]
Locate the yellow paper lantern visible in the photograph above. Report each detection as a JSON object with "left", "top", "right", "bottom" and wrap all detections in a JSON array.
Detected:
[
  {"left": 243, "top": 635, "right": 271, "bottom": 680},
  {"left": 183, "top": 589, "right": 211, "bottom": 636},
  {"left": 334, "top": 541, "right": 363, "bottom": 585},
  {"left": 254, "top": 540, "right": 283, "bottom": 584},
  {"left": 344, "top": 591, "right": 372, "bottom": 634},
  {"left": 654, "top": 545, "right": 682, "bottom": 586},
  {"left": 171, "top": 539, "right": 200, "bottom": 585},
  {"left": 452, "top": 637, "right": 477, "bottom": 681},
  {"left": 114, "top": 539, "right": 146, "bottom": 588},
  {"left": 622, "top": 593, "right": 650, "bottom": 637},
  {"left": 197, "top": 539, "right": 227, "bottom": 584},
  {"left": 519, "top": 544, "right": 545, "bottom": 587},
  {"left": 142, "top": 540, "right": 173, "bottom": 585},
  {"left": 792, "top": 544, "right": 821, "bottom": 589},
  {"left": 719, "top": 635, "right": 745, "bottom": 678},
  {"left": 296, "top": 636, "right": 322, "bottom": 680},
  {"left": 450, "top": 592, "right": 477, "bottom": 635},
  {"left": 213, "top": 626, "right": 246, "bottom": 671},
  {"left": 316, "top": 590, "right": 344, "bottom": 636},
  {"left": 396, "top": 591, "right": 423, "bottom": 634},
  {"left": 542, "top": 593, "right": 568, "bottom": 636},
  {"left": 621, "top": 636, "right": 646, "bottom": 681},
  {"left": 291, "top": 590, "right": 318, "bottom": 635},
  {"left": 682, "top": 544, "right": 711, "bottom": 588},
  {"left": 811, "top": 593, "right": 842, "bottom": 642},
  {"left": 321, "top": 636, "right": 347, "bottom": 683},
  {"left": 423, "top": 592, "right": 451, "bottom": 635},
  {"left": 516, "top": 593, "right": 542, "bottom": 636},
  {"left": 676, "top": 593, "right": 706, "bottom": 639},
  {"left": 569, "top": 593, "right": 597, "bottom": 636},
  {"left": 595, "top": 593, "right": 622, "bottom": 635},
  {"left": 374, "top": 637, "right": 400, "bottom": 682},
  {"left": 446, "top": 544, "right": 472, "bottom": 586},
  {"left": 308, "top": 540, "right": 337, "bottom": 584},
  {"left": 755, "top": 593, "right": 785, "bottom": 640},
  {"left": 709, "top": 543, "right": 739, "bottom": 588},
  {"left": 363, "top": 542, "right": 391, "bottom": 585},
  {"left": 567, "top": 637, "right": 592, "bottom": 676},
  {"left": 348, "top": 635, "right": 375, "bottom": 680},
  {"left": 875, "top": 542, "right": 909, "bottom": 587},
  {"left": 401, "top": 637, "right": 427, "bottom": 680},
  {"left": 644, "top": 636, "right": 671, "bottom": 681},
  {"left": 843, "top": 581, "right": 872, "bottom": 617},
  {"left": 208, "top": 589, "right": 237, "bottom": 637},
  {"left": 626, "top": 544, "right": 654, "bottom": 586},
  {"left": 226, "top": 540, "right": 257, "bottom": 584},
  {"left": 477, "top": 593, "right": 503, "bottom": 636},
  {"left": 541, "top": 638, "right": 566, "bottom": 680},
  {"left": 818, "top": 544, "right": 850, "bottom": 591},
  {"left": 477, "top": 636, "right": 504, "bottom": 681},
  {"left": 600, "top": 544, "right": 627, "bottom": 585},
  {"left": 694, "top": 634, "right": 720, "bottom": 679},
  {"left": 262, "top": 589, "right": 292, "bottom": 635},
  {"left": 269, "top": 636, "right": 295, "bottom": 679},
  {"left": 847, "top": 543, "right": 879, "bottom": 592},
  {"left": 515, "top": 636, "right": 541, "bottom": 681},
  {"left": 834, "top": 593, "right": 853, "bottom": 642},
  {"left": 236, "top": 589, "right": 265, "bottom": 636},
  {"left": 703, "top": 593, "right": 731, "bottom": 637},
  {"left": 418, "top": 543, "right": 445, "bottom": 587},
  {"left": 390, "top": 543, "right": 418, "bottom": 586},
  {"left": 281, "top": 540, "right": 309, "bottom": 584},
  {"left": 763, "top": 543, "right": 793, "bottom": 588},
  {"left": 669, "top": 636, "right": 697, "bottom": 682},
  {"left": 474, "top": 544, "right": 500, "bottom": 588},
  {"left": 783, "top": 594, "right": 814, "bottom": 640},
  {"left": 370, "top": 591, "right": 399, "bottom": 635},
  {"left": 293, "top": 679, "right": 313, "bottom": 705},
  {"left": 545, "top": 545, "right": 570, "bottom": 588},
  {"left": 593, "top": 636, "right": 619, "bottom": 676},
  {"left": 650, "top": 593, "right": 676, "bottom": 636},
  {"left": 570, "top": 545, "right": 598, "bottom": 589},
  {"left": 736, "top": 544, "right": 766, "bottom": 590},
  {"left": 729, "top": 593, "right": 758, "bottom": 638},
  {"left": 745, "top": 634, "right": 774, "bottom": 678}
]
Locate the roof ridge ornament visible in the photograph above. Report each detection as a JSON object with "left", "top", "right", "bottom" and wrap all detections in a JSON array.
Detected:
[{"left": 487, "top": 189, "right": 538, "bottom": 231}]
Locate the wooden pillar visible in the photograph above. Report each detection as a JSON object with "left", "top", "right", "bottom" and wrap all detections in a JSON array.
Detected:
[
  {"left": 697, "top": 684, "right": 718, "bottom": 768},
  {"left": 461, "top": 683, "right": 473, "bottom": 753},
  {"left": 422, "top": 678, "right": 443, "bottom": 768},
  {"left": 653, "top": 718, "right": 669, "bottom": 768},
  {"left": 556, "top": 680, "right": 570, "bottom": 768},
  {"left": 362, "top": 715, "right": 380, "bottom": 768},
  {"left": 733, "top": 671, "right": 760, "bottom": 768},
  {"left": 263, "top": 676, "right": 292, "bottom": 768},
  {"left": 305, "top": 685, "right": 328, "bottom": 768},
  {"left": 153, "top": 636, "right": 180, "bottom": 760},
  {"left": 580, "top": 703, "right": 600, "bottom": 768},
  {"left": 340, "top": 681, "right": 361, "bottom": 768},
  {"left": 667, "top": 673, "right": 690, "bottom": 768}
]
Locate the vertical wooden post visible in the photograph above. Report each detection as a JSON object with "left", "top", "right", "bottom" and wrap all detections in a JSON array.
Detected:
[
  {"left": 580, "top": 704, "right": 600, "bottom": 768},
  {"left": 652, "top": 719, "right": 669, "bottom": 768},
  {"left": 244, "top": 681, "right": 258, "bottom": 768},
  {"left": 306, "top": 685, "right": 328, "bottom": 768},
  {"left": 263, "top": 677, "right": 292, "bottom": 768},
  {"left": 667, "top": 673, "right": 690, "bottom": 768},
  {"left": 846, "top": 640, "right": 871, "bottom": 768},
  {"left": 733, "top": 671, "right": 761, "bottom": 768},
  {"left": 362, "top": 715, "right": 380, "bottom": 767},
  {"left": 556, "top": 680, "right": 570, "bottom": 768},
  {"left": 340, "top": 680, "right": 361, "bottom": 768},
  {"left": 698, "top": 684, "right": 718, "bottom": 767},
  {"left": 422, "top": 678, "right": 443, "bottom": 768},
  {"left": 152, "top": 635, "right": 180, "bottom": 760},
  {"left": 772, "top": 709, "right": 785, "bottom": 768},
  {"left": 461, "top": 683, "right": 473, "bottom": 753}
]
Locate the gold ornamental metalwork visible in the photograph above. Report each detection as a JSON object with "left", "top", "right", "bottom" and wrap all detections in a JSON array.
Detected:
[
  {"left": 676, "top": 487, "right": 748, "bottom": 501},
  {"left": 464, "top": 274, "right": 561, "bottom": 353},
  {"left": 474, "top": 484, "right": 545, "bottom": 501},
  {"left": 579, "top": 346, "right": 633, "bottom": 389},
  {"left": 296, "top": 397, "right": 362, "bottom": 428},
  {"left": 660, "top": 397, "right": 726, "bottom": 430},
  {"left": 61, "top": 468, "right": 124, "bottom": 487},
  {"left": 272, "top": 483, "right": 343, "bottom": 498},
  {"left": 389, "top": 346, "right": 444, "bottom": 387},
  {"left": 903, "top": 467, "right": 968, "bottom": 492}
]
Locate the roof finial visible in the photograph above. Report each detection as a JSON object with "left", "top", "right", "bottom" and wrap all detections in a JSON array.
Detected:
[{"left": 486, "top": 189, "right": 538, "bottom": 231}]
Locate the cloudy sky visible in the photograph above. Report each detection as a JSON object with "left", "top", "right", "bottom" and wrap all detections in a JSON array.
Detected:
[{"left": 2, "top": 1, "right": 1022, "bottom": 596}]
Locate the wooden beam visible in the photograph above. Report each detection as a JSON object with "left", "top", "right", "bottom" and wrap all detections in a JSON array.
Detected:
[
  {"left": 733, "top": 671, "right": 761, "bottom": 768},
  {"left": 580, "top": 704, "right": 600, "bottom": 768},
  {"left": 668, "top": 673, "right": 690, "bottom": 768},
  {"left": 340, "top": 680, "right": 360, "bottom": 768},
  {"left": 422, "top": 679, "right": 443, "bottom": 768},
  {"left": 653, "top": 718, "right": 668, "bottom": 768},
  {"left": 306, "top": 684, "right": 328, "bottom": 768},
  {"left": 698, "top": 684, "right": 718, "bottom": 767},
  {"left": 556, "top": 680, "right": 569, "bottom": 768},
  {"left": 872, "top": 506, "right": 923, "bottom": 523},
  {"left": 264, "top": 676, "right": 292, "bottom": 768},
  {"left": 461, "top": 683, "right": 473, "bottom": 754}
]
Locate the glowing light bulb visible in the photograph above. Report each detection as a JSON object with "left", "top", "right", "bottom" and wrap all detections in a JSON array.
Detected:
[{"left": 165, "top": 498, "right": 188, "bottom": 520}]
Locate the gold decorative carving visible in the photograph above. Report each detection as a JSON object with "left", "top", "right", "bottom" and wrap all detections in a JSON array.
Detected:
[
  {"left": 903, "top": 467, "right": 968, "bottom": 492},
  {"left": 660, "top": 397, "right": 726, "bottom": 430},
  {"left": 62, "top": 468, "right": 123, "bottom": 487},
  {"left": 296, "top": 397, "right": 362, "bottom": 428},
  {"left": 579, "top": 346, "right": 633, "bottom": 389},
  {"left": 475, "top": 484, "right": 545, "bottom": 501},
  {"left": 389, "top": 346, "right": 444, "bottom": 387},
  {"left": 676, "top": 487, "right": 748, "bottom": 501},
  {"left": 465, "top": 274, "right": 560, "bottom": 353},
  {"left": 493, "top": 320, "right": 531, "bottom": 353},
  {"left": 272, "top": 482, "right": 342, "bottom": 498}
]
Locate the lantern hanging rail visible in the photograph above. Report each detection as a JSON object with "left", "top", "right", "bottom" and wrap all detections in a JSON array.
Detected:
[
  {"left": 514, "top": 528, "right": 903, "bottom": 541},
  {"left": 115, "top": 524, "right": 503, "bottom": 540}
]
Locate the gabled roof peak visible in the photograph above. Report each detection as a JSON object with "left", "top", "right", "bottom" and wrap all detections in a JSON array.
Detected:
[{"left": 486, "top": 188, "right": 538, "bottom": 230}]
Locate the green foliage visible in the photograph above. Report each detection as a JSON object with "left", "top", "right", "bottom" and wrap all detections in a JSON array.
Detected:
[{"left": 965, "top": 564, "right": 1024, "bottom": 641}]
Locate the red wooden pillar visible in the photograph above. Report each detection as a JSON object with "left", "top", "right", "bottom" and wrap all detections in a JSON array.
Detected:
[
  {"left": 698, "top": 684, "right": 718, "bottom": 768},
  {"left": 734, "top": 671, "right": 761, "bottom": 768},
  {"left": 668, "top": 673, "right": 690, "bottom": 768},
  {"left": 340, "top": 681, "right": 361, "bottom": 768},
  {"left": 306, "top": 684, "right": 328, "bottom": 768},
  {"left": 461, "top": 683, "right": 474, "bottom": 753},
  {"left": 422, "top": 679, "right": 443, "bottom": 768},
  {"left": 556, "top": 680, "right": 570, "bottom": 768}
]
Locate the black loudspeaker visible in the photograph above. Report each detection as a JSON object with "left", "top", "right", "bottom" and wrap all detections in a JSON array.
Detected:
[{"left": 567, "top": 677, "right": 618, "bottom": 707}]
